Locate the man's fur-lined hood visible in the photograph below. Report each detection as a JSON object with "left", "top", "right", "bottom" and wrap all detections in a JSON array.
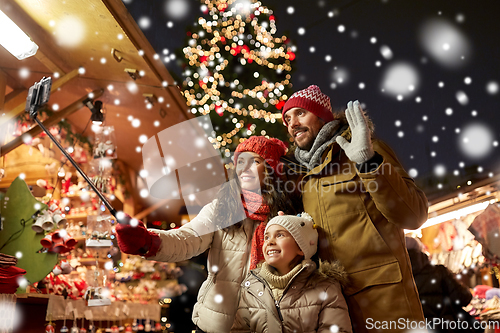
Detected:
[{"left": 335, "top": 109, "right": 375, "bottom": 136}]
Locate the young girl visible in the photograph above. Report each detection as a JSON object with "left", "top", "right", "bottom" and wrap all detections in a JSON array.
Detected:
[
  {"left": 115, "top": 136, "right": 302, "bottom": 333},
  {"left": 231, "top": 213, "right": 352, "bottom": 333}
]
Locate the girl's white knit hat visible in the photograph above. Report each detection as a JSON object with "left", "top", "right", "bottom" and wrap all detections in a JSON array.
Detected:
[{"left": 265, "top": 212, "right": 318, "bottom": 260}]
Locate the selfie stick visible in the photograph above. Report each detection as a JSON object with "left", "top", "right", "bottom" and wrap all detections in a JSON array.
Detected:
[{"left": 26, "top": 77, "right": 124, "bottom": 222}]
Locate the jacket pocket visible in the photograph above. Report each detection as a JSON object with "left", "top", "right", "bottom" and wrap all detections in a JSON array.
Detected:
[
  {"left": 343, "top": 260, "right": 402, "bottom": 296},
  {"left": 198, "top": 273, "right": 215, "bottom": 304}
]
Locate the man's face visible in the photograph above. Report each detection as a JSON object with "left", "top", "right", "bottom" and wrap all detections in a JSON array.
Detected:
[{"left": 284, "top": 107, "right": 325, "bottom": 151}]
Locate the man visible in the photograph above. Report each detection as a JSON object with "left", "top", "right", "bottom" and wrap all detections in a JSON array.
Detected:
[{"left": 281, "top": 85, "right": 428, "bottom": 333}]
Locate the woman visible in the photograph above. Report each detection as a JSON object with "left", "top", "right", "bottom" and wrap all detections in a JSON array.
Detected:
[{"left": 116, "top": 136, "right": 302, "bottom": 333}]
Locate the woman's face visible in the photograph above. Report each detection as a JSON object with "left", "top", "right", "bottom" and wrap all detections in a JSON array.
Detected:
[{"left": 236, "top": 152, "right": 266, "bottom": 192}]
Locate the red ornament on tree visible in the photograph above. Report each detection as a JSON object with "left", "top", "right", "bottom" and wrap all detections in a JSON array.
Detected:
[
  {"left": 275, "top": 100, "right": 286, "bottom": 110},
  {"left": 200, "top": 55, "right": 208, "bottom": 63},
  {"left": 45, "top": 324, "right": 55, "bottom": 333},
  {"left": 218, "top": 3, "right": 227, "bottom": 12},
  {"left": 286, "top": 51, "right": 296, "bottom": 61},
  {"left": 269, "top": 15, "right": 275, "bottom": 21},
  {"left": 215, "top": 105, "right": 224, "bottom": 116}
]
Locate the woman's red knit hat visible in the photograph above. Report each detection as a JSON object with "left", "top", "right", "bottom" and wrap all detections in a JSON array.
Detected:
[{"left": 234, "top": 136, "right": 287, "bottom": 172}]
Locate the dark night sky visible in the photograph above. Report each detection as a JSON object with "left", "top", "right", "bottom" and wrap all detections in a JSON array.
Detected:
[{"left": 123, "top": 0, "right": 500, "bottom": 195}]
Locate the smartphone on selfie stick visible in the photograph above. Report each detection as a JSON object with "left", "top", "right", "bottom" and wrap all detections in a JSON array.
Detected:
[{"left": 25, "top": 77, "right": 130, "bottom": 225}]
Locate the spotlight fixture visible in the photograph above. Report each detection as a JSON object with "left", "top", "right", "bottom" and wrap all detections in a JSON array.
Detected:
[{"left": 83, "top": 98, "right": 105, "bottom": 124}]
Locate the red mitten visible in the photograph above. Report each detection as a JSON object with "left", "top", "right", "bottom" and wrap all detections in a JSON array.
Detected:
[{"left": 115, "top": 215, "right": 161, "bottom": 257}]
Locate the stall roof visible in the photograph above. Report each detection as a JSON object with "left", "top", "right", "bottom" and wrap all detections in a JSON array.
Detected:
[{"left": 0, "top": 0, "right": 191, "bottom": 173}]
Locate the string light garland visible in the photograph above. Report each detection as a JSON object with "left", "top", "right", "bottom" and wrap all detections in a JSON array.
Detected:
[{"left": 179, "top": 0, "right": 295, "bottom": 153}]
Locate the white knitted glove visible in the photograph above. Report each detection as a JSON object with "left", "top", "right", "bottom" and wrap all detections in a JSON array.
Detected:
[{"left": 336, "top": 100, "right": 375, "bottom": 164}]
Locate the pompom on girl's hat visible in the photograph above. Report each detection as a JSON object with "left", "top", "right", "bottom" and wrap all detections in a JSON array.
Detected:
[
  {"left": 281, "top": 85, "right": 334, "bottom": 126},
  {"left": 265, "top": 212, "right": 318, "bottom": 260},
  {"left": 234, "top": 136, "right": 287, "bottom": 172}
]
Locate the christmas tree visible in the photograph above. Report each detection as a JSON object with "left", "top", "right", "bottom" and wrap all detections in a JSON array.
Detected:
[{"left": 178, "top": 0, "right": 296, "bottom": 157}]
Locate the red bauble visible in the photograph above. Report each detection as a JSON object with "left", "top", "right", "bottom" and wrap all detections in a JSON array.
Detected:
[
  {"left": 200, "top": 55, "right": 208, "bottom": 63},
  {"left": 269, "top": 15, "right": 275, "bottom": 21},
  {"left": 45, "top": 324, "right": 55, "bottom": 333},
  {"left": 286, "top": 51, "right": 296, "bottom": 61},
  {"left": 215, "top": 106, "right": 224, "bottom": 116},
  {"left": 218, "top": 3, "right": 227, "bottom": 12},
  {"left": 276, "top": 100, "right": 286, "bottom": 110}
]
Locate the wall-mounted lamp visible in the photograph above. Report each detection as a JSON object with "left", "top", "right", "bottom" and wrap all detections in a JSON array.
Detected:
[
  {"left": 124, "top": 68, "right": 140, "bottom": 80},
  {"left": 0, "top": 9, "right": 38, "bottom": 60},
  {"left": 83, "top": 98, "right": 105, "bottom": 124},
  {"left": 143, "top": 93, "right": 157, "bottom": 106}
]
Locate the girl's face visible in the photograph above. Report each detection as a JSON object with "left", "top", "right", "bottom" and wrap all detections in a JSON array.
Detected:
[
  {"left": 263, "top": 224, "right": 304, "bottom": 275},
  {"left": 236, "top": 152, "right": 266, "bottom": 192}
]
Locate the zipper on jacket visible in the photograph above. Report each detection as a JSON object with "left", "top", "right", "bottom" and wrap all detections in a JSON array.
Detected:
[
  {"left": 250, "top": 265, "right": 308, "bottom": 324},
  {"left": 274, "top": 299, "right": 284, "bottom": 322},
  {"left": 249, "top": 272, "right": 283, "bottom": 323}
]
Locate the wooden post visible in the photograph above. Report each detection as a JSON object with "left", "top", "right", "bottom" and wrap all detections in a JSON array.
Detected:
[{"left": 0, "top": 70, "right": 6, "bottom": 111}]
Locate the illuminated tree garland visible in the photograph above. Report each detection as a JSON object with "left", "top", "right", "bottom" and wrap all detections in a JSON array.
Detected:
[{"left": 179, "top": 0, "right": 296, "bottom": 156}]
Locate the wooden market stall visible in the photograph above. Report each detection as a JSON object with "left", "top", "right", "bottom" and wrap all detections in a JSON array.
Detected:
[{"left": 0, "top": 0, "right": 202, "bottom": 331}]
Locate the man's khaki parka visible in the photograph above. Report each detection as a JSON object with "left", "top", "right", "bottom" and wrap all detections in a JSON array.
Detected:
[{"left": 283, "top": 123, "right": 428, "bottom": 333}]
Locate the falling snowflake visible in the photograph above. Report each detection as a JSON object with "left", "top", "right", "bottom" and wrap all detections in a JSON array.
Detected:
[
  {"left": 137, "top": 17, "right": 153, "bottom": 30},
  {"left": 379, "top": 45, "right": 393, "bottom": 59},
  {"left": 54, "top": 16, "right": 86, "bottom": 48},
  {"left": 455, "top": 91, "right": 469, "bottom": 105},
  {"left": 165, "top": 0, "right": 190, "bottom": 19},
  {"left": 486, "top": 81, "right": 499, "bottom": 94},
  {"left": 214, "top": 294, "right": 223, "bottom": 303},
  {"left": 418, "top": 18, "right": 471, "bottom": 68},
  {"left": 381, "top": 62, "right": 419, "bottom": 98},
  {"left": 434, "top": 164, "right": 446, "bottom": 177},
  {"left": 458, "top": 123, "right": 494, "bottom": 159},
  {"left": 332, "top": 67, "right": 349, "bottom": 85},
  {"left": 409, "top": 169, "right": 418, "bottom": 178}
]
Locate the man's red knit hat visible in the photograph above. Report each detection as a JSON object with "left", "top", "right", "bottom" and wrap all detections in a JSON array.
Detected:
[
  {"left": 281, "top": 85, "right": 334, "bottom": 126},
  {"left": 234, "top": 136, "right": 287, "bottom": 172}
]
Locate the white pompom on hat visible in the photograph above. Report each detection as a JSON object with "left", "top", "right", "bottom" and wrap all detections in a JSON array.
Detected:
[{"left": 265, "top": 212, "right": 319, "bottom": 260}]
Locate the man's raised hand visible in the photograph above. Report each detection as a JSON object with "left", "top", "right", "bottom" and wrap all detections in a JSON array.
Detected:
[{"left": 335, "top": 100, "right": 375, "bottom": 164}]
